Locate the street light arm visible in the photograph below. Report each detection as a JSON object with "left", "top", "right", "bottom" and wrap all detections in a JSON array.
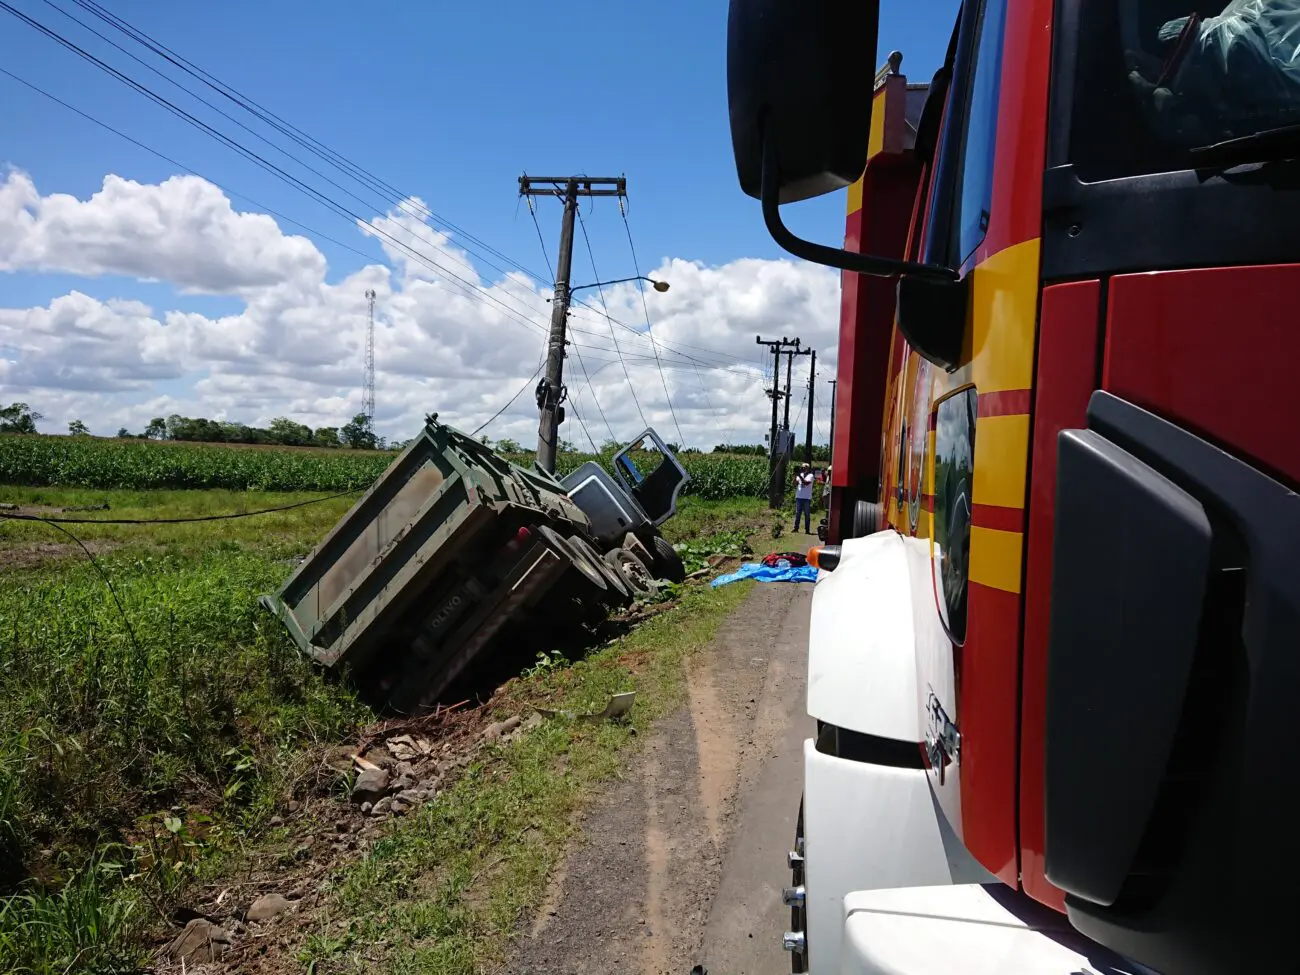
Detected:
[{"left": 568, "top": 275, "right": 669, "bottom": 296}]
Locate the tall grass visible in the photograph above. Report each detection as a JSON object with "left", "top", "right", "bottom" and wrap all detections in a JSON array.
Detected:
[{"left": 0, "top": 550, "right": 367, "bottom": 970}]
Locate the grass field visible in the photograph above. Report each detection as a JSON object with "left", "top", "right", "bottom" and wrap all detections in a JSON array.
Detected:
[
  {"left": 0, "top": 477, "right": 771, "bottom": 973},
  {"left": 0, "top": 433, "right": 775, "bottom": 499}
]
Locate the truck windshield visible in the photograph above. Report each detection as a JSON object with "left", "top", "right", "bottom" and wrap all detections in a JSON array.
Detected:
[{"left": 1068, "top": 1, "right": 1300, "bottom": 180}]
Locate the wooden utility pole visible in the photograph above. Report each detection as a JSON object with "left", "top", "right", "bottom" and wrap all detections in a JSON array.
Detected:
[
  {"left": 804, "top": 349, "right": 816, "bottom": 463},
  {"left": 519, "top": 174, "right": 627, "bottom": 473},
  {"left": 757, "top": 335, "right": 801, "bottom": 508}
]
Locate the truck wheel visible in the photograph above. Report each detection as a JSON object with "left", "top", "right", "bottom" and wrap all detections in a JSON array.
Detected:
[
  {"left": 570, "top": 535, "right": 632, "bottom": 607},
  {"left": 850, "top": 500, "right": 882, "bottom": 539},
  {"left": 604, "top": 547, "right": 655, "bottom": 596},
  {"left": 650, "top": 534, "right": 687, "bottom": 583},
  {"left": 536, "top": 524, "right": 608, "bottom": 595}
]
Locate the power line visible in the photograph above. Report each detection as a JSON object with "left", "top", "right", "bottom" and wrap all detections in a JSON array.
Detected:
[
  {"left": 0, "top": 2, "right": 556, "bottom": 344},
  {"left": 575, "top": 206, "right": 648, "bottom": 430},
  {"left": 617, "top": 199, "right": 686, "bottom": 446},
  {"left": 471, "top": 363, "right": 544, "bottom": 437},
  {"left": 62, "top": 0, "right": 548, "bottom": 286},
  {"left": 0, "top": 490, "right": 361, "bottom": 524},
  {"left": 15, "top": 3, "right": 755, "bottom": 388},
  {"left": 527, "top": 197, "right": 615, "bottom": 445}
]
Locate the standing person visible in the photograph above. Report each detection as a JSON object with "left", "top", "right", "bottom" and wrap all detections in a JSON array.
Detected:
[{"left": 793, "top": 462, "right": 815, "bottom": 533}]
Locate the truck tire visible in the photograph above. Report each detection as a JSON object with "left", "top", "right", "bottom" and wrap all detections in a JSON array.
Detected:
[
  {"left": 650, "top": 533, "right": 687, "bottom": 583},
  {"left": 570, "top": 535, "right": 633, "bottom": 607},
  {"left": 536, "top": 524, "right": 608, "bottom": 595},
  {"left": 604, "top": 547, "right": 655, "bottom": 596},
  {"left": 850, "top": 500, "right": 882, "bottom": 539}
]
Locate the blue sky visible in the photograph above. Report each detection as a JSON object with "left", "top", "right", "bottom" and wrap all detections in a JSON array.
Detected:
[{"left": 0, "top": 0, "right": 960, "bottom": 444}]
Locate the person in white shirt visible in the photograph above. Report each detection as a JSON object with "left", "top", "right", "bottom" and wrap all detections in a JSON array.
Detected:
[{"left": 793, "top": 462, "right": 815, "bottom": 533}]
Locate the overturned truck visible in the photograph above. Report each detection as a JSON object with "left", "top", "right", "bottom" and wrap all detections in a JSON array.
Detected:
[{"left": 260, "top": 417, "right": 689, "bottom": 713}]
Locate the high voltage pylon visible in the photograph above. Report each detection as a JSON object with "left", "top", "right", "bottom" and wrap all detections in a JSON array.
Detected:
[{"left": 363, "top": 289, "right": 376, "bottom": 427}]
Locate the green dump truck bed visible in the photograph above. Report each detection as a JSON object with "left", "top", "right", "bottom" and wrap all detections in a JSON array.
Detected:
[{"left": 260, "top": 418, "right": 597, "bottom": 713}]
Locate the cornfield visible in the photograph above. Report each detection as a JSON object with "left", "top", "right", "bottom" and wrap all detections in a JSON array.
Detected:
[
  {"left": 0, "top": 434, "right": 776, "bottom": 499},
  {"left": 0, "top": 434, "right": 391, "bottom": 492}
]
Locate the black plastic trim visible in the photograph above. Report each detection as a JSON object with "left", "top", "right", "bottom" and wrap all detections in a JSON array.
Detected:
[
  {"left": 1046, "top": 392, "right": 1300, "bottom": 975},
  {"left": 815, "top": 722, "right": 925, "bottom": 770},
  {"left": 1044, "top": 429, "right": 1212, "bottom": 906},
  {"left": 1041, "top": 162, "right": 1300, "bottom": 281}
]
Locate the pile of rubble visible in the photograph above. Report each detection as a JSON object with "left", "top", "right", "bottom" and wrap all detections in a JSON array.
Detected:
[{"left": 340, "top": 713, "right": 537, "bottom": 819}]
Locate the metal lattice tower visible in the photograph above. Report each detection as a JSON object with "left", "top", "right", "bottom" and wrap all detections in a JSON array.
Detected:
[{"left": 362, "top": 289, "right": 376, "bottom": 425}]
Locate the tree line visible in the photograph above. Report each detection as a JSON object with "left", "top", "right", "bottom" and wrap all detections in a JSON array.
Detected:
[{"left": 1, "top": 402, "right": 389, "bottom": 450}]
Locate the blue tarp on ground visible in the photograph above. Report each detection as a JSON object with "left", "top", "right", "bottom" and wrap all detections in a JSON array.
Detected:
[{"left": 710, "top": 561, "right": 819, "bottom": 587}]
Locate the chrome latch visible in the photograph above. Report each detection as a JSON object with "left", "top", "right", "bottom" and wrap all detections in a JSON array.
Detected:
[{"left": 924, "top": 690, "right": 960, "bottom": 786}]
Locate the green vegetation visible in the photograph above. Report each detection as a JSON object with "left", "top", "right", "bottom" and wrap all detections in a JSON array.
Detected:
[
  {"left": 298, "top": 578, "right": 754, "bottom": 975},
  {"left": 0, "top": 482, "right": 768, "bottom": 973},
  {"left": 0, "top": 434, "right": 393, "bottom": 492},
  {"left": 0, "top": 433, "right": 774, "bottom": 499}
]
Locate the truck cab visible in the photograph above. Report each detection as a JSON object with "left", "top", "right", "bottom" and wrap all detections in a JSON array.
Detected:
[{"left": 728, "top": 2, "right": 1300, "bottom": 973}]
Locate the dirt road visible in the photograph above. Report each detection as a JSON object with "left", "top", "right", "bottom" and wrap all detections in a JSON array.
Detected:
[{"left": 503, "top": 577, "right": 814, "bottom": 975}]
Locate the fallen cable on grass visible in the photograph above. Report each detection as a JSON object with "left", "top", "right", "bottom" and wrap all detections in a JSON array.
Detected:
[{"left": 535, "top": 691, "right": 637, "bottom": 723}]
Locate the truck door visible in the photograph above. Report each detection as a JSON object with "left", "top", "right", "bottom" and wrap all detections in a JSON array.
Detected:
[{"left": 611, "top": 429, "right": 691, "bottom": 527}]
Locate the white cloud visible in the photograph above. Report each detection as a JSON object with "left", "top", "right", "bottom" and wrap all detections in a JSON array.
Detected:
[
  {"left": 0, "top": 169, "right": 325, "bottom": 293},
  {"left": 0, "top": 169, "right": 841, "bottom": 450}
]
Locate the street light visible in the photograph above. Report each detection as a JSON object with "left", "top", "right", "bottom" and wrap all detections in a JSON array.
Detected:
[{"left": 568, "top": 275, "right": 669, "bottom": 296}]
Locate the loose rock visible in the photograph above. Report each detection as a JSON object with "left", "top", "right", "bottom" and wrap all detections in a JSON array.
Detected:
[
  {"left": 351, "top": 767, "right": 390, "bottom": 804},
  {"left": 166, "top": 918, "right": 232, "bottom": 962},
  {"left": 393, "top": 770, "right": 419, "bottom": 791},
  {"left": 247, "top": 892, "right": 291, "bottom": 921},
  {"left": 370, "top": 796, "right": 392, "bottom": 817}
]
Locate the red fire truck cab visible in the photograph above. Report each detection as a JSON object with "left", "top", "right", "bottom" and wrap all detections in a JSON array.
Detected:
[{"left": 728, "top": 2, "right": 1300, "bottom": 973}]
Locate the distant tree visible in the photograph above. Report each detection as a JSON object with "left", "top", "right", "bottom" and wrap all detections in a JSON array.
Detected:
[
  {"left": 558, "top": 438, "right": 576, "bottom": 453},
  {"left": 477, "top": 435, "right": 493, "bottom": 448},
  {"left": 143, "top": 417, "right": 168, "bottom": 440},
  {"left": 268, "top": 416, "right": 312, "bottom": 447},
  {"left": 340, "top": 413, "right": 378, "bottom": 450},
  {"left": 68, "top": 419, "right": 90, "bottom": 437},
  {"left": 117, "top": 427, "right": 131, "bottom": 439},
  {"left": 312, "top": 426, "right": 341, "bottom": 448},
  {"left": 599, "top": 439, "right": 623, "bottom": 454},
  {"left": 0, "top": 403, "right": 42, "bottom": 434},
  {"left": 495, "top": 437, "right": 522, "bottom": 454}
]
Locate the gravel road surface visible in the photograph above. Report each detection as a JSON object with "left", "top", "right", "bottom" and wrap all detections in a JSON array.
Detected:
[{"left": 502, "top": 577, "right": 814, "bottom": 975}]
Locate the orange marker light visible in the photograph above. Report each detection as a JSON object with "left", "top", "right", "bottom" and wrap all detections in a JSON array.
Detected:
[{"left": 807, "top": 545, "right": 842, "bottom": 572}]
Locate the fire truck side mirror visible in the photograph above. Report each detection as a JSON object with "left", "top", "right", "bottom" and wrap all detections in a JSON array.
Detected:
[
  {"left": 727, "top": 0, "right": 880, "bottom": 205},
  {"left": 727, "top": 0, "right": 959, "bottom": 285}
]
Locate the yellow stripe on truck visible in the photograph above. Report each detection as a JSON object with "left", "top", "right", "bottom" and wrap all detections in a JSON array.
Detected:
[
  {"left": 970, "top": 526, "right": 1024, "bottom": 594},
  {"left": 967, "top": 238, "right": 1040, "bottom": 394},
  {"left": 972, "top": 413, "right": 1030, "bottom": 510}
]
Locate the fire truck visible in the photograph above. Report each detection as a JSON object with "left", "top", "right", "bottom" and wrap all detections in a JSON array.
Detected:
[{"left": 727, "top": 2, "right": 1300, "bottom": 973}]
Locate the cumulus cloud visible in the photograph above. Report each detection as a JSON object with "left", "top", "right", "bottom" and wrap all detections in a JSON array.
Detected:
[
  {"left": 0, "top": 169, "right": 325, "bottom": 293},
  {"left": 0, "top": 169, "right": 841, "bottom": 449}
]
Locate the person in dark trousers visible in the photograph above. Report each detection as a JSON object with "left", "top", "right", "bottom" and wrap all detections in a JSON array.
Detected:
[{"left": 793, "top": 462, "right": 815, "bottom": 533}]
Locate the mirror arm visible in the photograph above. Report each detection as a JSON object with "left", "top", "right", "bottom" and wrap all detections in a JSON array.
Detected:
[{"left": 760, "top": 132, "right": 956, "bottom": 283}]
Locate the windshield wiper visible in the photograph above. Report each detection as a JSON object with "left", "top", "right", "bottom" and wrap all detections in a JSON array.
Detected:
[{"left": 1189, "top": 123, "right": 1300, "bottom": 166}]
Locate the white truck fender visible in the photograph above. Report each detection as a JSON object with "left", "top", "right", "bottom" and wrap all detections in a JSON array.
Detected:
[{"left": 807, "top": 530, "right": 920, "bottom": 740}]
